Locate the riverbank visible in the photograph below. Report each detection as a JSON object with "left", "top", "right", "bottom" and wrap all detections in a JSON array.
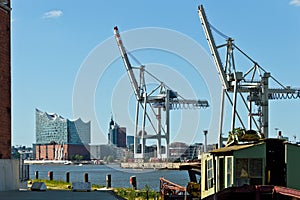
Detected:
[
  {"left": 120, "top": 161, "right": 199, "bottom": 170},
  {"left": 29, "top": 164, "right": 190, "bottom": 191},
  {"left": 24, "top": 160, "right": 93, "bottom": 165},
  {"left": 121, "top": 162, "right": 180, "bottom": 169},
  {"left": 26, "top": 179, "right": 159, "bottom": 200}
]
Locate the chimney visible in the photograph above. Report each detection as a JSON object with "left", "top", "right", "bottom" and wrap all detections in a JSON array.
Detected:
[{"left": 203, "top": 130, "right": 208, "bottom": 152}]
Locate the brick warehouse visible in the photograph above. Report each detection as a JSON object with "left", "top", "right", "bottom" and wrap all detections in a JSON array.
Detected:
[
  {"left": 0, "top": 0, "right": 20, "bottom": 191},
  {"left": 35, "top": 144, "right": 90, "bottom": 161},
  {"left": 0, "top": 0, "right": 11, "bottom": 159}
]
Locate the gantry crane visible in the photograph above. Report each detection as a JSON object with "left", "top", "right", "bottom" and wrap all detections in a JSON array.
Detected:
[
  {"left": 198, "top": 5, "right": 300, "bottom": 147},
  {"left": 114, "top": 26, "right": 209, "bottom": 160}
]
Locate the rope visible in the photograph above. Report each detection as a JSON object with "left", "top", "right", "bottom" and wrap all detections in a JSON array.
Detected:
[
  {"left": 127, "top": 50, "right": 143, "bottom": 66},
  {"left": 208, "top": 22, "right": 230, "bottom": 40}
]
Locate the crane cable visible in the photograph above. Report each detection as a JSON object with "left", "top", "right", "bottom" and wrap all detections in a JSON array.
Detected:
[{"left": 208, "top": 22, "right": 230, "bottom": 40}]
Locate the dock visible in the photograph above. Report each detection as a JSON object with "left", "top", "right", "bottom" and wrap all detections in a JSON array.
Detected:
[{"left": 120, "top": 162, "right": 199, "bottom": 170}]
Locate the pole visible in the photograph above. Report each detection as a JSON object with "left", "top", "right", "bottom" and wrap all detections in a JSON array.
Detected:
[
  {"left": 141, "top": 92, "right": 147, "bottom": 159},
  {"left": 84, "top": 173, "right": 88, "bottom": 182},
  {"left": 231, "top": 78, "right": 238, "bottom": 133},
  {"left": 48, "top": 171, "right": 53, "bottom": 181},
  {"left": 261, "top": 73, "right": 270, "bottom": 138},
  {"left": 35, "top": 171, "right": 39, "bottom": 179},
  {"left": 106, "top": 174, "right": 111, "bottom": 188},
  {"left": 134, "top": 100, "right": 139, "bottom": 158},
  {"left": 130, "top": 176, "right": 137, "bottom": 190},
  {"left": 157, "top": 107, "right": 162, "bottom": 159},
  {"left": 165, "top": 90, "right": 170, "bottom": 160},
  {"left": 218, "top": 89, "right": 225, "bottom": 148},
  {"left": 66, "top": 171, "right": 70, "bottom": 183},
  {"left": 203, "top": 130, "right": 208, "bottom": 153}
]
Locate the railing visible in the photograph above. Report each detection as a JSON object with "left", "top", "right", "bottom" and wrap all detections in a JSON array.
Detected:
[{"left": 160, "top": 177, "right": 187, "bottom": 199}]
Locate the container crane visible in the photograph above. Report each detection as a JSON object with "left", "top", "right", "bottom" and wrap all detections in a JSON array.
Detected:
[
  {"left": 114, "top": 26, "right": 209, "bottom": 160},
  {"left": 198, "top": 5, "right": 300, "bottom": 147}
]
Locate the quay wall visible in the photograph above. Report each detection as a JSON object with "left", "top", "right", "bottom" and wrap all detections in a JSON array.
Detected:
[
  {"left": 120, "top": 162, "right": 182, "bottom": 169},
  {"left": 0, "top": 159, "right": 19, "bottom": 191}
]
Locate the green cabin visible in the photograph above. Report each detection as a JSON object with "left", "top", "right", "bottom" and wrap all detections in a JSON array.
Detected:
[{"left": 201, "top": 139, "right": 300, "bottom": 199}]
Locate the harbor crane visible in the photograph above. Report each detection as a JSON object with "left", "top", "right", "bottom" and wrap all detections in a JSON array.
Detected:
[
  {"left": 114, "top": 26, "right": 209, "bottom": 160},
  {"left": 198, "top": 5, "right": 300, "bottom": 147}
]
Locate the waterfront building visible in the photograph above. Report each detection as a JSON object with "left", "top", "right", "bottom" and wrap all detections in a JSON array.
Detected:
[
  {"left": 12, "top": 146, "right": 33, "bottom": 160},
  {"left": 34, "top": 109, "right": 91, "bottom": 160},
  {"left": 108, "top": 117, "right": 127, "bottom": 148},
  {"left": 127, "top": 135, "right": 134, "bottom": 148},
  {"left": 169, "top": 142, "right": 218, "bottom": 161},
  {"left": 169, "top": 142, "right": 189, "bottom": 159},
  {"left": 90, "top": 144, "right": 125, "bottom": 161}
]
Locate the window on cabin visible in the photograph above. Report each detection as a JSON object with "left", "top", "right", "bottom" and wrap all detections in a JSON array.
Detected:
[
  {"left": 226, "top": 157, "right": 233, "bottom": 187},
  {"left": 236, "top": 158, "right": 263, "bottom": 186},
  {"left": 205, "top": 158, "right": 214, "bottom": 190}
]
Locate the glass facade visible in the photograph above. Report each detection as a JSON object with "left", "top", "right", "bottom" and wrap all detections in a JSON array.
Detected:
[{"left": 35, "top": 109, "right": 90, "bottom": 145}]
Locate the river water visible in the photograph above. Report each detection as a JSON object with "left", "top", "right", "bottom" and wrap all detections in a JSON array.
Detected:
[{"left": 29, "top": 164, "right": 190, "bottom": 191}]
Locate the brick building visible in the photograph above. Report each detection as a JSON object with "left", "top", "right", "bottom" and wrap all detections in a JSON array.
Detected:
[
  {"left": 35, "top": 143, "right": 90, "bottom": 160},
  {"left": 0, "top": 1, "right": 21, "bottom": 191},
  {"left": 0, "top": 0, "right": 11, "bottom": 159}
]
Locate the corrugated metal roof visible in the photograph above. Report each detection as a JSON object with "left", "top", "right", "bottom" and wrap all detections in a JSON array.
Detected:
[{"left": 209, "top": 142, "right": 262, "bottom": 154}]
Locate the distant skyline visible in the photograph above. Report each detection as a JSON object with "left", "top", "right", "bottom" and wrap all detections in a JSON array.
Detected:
[{"left": 12, "top": 1, "right": 300, "bottom": 146}]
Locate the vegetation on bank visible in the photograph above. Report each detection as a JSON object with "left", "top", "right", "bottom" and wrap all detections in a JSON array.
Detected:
[
  {"left": 114, "top": 185, "right": 160, "bottom": 200},
  {"left": 28, "top": 179, "right": 104, "bottom": 190},
  {"left": 28, "top": 179, "right": 160, "bottom": 200}
]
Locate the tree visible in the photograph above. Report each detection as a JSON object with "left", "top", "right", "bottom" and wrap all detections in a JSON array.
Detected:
[
  {"left": 107, "top": 155, "right": 114, "bottom": 163},
  {"left": 71, "top": 154, "right": 83, "bottom": 161}
]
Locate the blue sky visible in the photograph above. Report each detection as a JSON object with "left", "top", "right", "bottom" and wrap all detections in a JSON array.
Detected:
[{"left": 11, "top": 1, "right": 300, "bottom": 146}]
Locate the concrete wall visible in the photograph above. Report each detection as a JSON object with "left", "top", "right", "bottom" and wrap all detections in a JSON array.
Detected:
[
  {"left": 0, "top": 159, "right": 19, "bottom": 191},
  {"left": 120, "top": 162, "right": 181, "bottom": 169}
]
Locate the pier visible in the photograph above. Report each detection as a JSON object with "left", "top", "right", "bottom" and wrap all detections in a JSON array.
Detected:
[{"left": 120, "top": 162, "right": 199, "bottom": 170}]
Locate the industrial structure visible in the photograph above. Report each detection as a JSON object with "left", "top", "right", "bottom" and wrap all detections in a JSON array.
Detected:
[
  {"left": 161, "top": 4, "right": 300, "bottom": 200},
  {"left": 34, "top": 109, "right": 91, "bottom": 160},
  {"left": 114, "top": 26, "right": 209, "bottom": 160},
  {"left": 198, "top": 5, "right": 300, "bottom": 147}
]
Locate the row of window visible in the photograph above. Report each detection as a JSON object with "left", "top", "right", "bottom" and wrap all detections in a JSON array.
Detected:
[{"left": 205, "top": 157, "right": 263, "bottom": 190}]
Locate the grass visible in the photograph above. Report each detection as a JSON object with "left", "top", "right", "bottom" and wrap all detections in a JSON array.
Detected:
[
  {"left": 28, "top": 179, "right": 161, "bottom": 199},
  {"left": 114, "top": 185, "right": 161, "bottom": 200},
  {"left": 28, "top": 179, "right": 104, "bottom": 190}
]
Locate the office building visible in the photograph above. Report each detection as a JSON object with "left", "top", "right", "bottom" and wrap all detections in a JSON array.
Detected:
[{"left": 108, "top": 117, "right": 126, "bottom": 148}]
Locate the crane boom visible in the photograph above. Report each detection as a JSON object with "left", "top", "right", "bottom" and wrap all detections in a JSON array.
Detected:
[
  {"left": 114, "top": 26, "right": 141, "bottom": 100},
  {"left": 198, "top": 5, "right": 230, "bottom": 90}
]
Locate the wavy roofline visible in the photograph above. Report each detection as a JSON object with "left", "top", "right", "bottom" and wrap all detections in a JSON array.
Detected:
[{"left": 36, "top": 108, "right": 90, "bottom": 124}]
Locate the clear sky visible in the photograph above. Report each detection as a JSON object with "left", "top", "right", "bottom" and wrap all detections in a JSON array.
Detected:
[{"left": 11, "top": 1, "right": 300, "bottom": 147}]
